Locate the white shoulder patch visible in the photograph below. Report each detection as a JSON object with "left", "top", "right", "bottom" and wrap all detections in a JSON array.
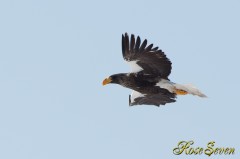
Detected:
[
  {"left": 155, "top": 79, "right": 175, "bottom": 93},
  {"left": 126, "top": 60, "right": 143, "bottom": 73},
  {"left": 130, "top": 90, "right": 145, "bottom": 103}
]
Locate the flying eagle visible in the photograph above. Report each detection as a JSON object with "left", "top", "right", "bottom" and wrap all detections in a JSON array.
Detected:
[{"left": 102, "top": 33, "right": 206, "bottom": 106}]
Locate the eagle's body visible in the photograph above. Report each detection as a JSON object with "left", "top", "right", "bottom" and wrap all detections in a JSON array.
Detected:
[{"left": 103, "top": 33, "right": 206, "bottom": 106}]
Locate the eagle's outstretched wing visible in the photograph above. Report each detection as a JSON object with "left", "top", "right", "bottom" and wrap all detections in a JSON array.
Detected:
[
  {"left": 129, "top": 90, "right": 176, "bottom": 107},
  {"left": 122, "top": 33, "right": 172, "bottom": 78}
]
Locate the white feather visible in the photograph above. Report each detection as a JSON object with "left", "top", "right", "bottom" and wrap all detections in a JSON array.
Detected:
[
  {"left": 155, "top": 79, "right": 175, "bottom": 93},
  {"left": 126, "top": 60, "right": 143, "bottom": 72},
  {"left": 130, "top": 90, "right": 145, "bottom": 103},
  {"left": 156, "top": 79, "right": 207, "bottom": 97}
]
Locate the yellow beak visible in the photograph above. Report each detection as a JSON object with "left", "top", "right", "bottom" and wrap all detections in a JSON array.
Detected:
[{"left": 102, "top": 77, "right": 112, "bottom": 86}]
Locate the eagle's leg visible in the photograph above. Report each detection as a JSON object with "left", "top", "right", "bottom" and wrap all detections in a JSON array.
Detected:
[{"left": 175, "top": 89, "right": 188, "bottom": 95}]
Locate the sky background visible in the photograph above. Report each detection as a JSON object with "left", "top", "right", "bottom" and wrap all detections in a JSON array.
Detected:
[{"left": 0, "top": 0, "right": 240, "bottom": 159}]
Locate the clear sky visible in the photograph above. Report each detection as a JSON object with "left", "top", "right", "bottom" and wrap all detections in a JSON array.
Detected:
[{"left": 0, "top": 0, "right": 239, "bottom": 159}]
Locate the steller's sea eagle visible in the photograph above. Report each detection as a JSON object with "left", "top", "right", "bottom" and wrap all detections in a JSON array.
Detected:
[{"left": 102, "top": 33, "right": 206, "bottom": 106}]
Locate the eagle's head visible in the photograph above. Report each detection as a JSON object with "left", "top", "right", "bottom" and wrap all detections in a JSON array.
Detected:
[{"left": 102, "top": 73, "right": 128, "bottom": 86}]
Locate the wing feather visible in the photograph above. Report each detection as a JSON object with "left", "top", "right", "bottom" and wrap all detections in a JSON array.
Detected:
[
  {"left": 129, "top": 90, "right": 176, "bottom": 106},
  {"left": 139, "top": 39, "right": 147, "bottom": 53},
  {"left": 122, "top": 33, "right": 172, "bottom": 78},
  {"left": 151, "top": 47, "right": 159, "bottom": 51},
  {"left": 122, "top": 34, "right": 126, "bottom": 58},
  {"left": 135, "top": 36, "right": 141, "bottom": 53},
  {"left": 143, "top": 43, "right": 153, "bottom": 53},
  {"left": 130, "top": 34, "right": 135, "bottom": 52},
  {"left": 124, "top": 34, "right": 129, "bottom": 57}
]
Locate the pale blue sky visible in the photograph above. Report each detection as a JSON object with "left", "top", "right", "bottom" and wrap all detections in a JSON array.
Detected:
[{"left": 0, "top": 0, "right": 239, "bottom": 159}]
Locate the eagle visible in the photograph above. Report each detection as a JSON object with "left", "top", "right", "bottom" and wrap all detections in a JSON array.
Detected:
[{"left": 102, "top": 33, "right": 206, "bottom": 106}]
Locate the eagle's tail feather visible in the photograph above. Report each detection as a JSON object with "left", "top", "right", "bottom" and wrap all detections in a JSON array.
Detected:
[{"left": 174, "top": 83, "right": 207, "bottom": 98}]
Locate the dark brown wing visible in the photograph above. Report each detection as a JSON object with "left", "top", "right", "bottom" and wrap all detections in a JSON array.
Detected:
[
  {"left": 129, "top": 91, "right": 176, "bottom": 107},
  {"left": 122, "top": 33, "right": 172, "bottom": 78}
]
